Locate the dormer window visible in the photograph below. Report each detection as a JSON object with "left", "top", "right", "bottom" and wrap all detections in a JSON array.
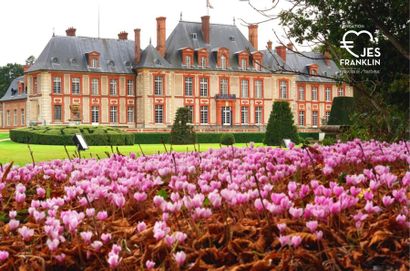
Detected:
[
  {"left": 252, "top": 51, "right": 263, "bottom": 71},
  {"left": 241, "top": 59, "right": 247, "bottom": 70},
  {"left": 86, "top": 51, "right": 101, "bottom": 68},
  {"left": 197, "top": 48, "right": 208, "bottom": 69},
  {"left": 221, "top": 55, "right": 227, "bottom": 70},
  {"left": 217, "top": 48, "right": 230, "bottom": 70},
  {"left": 181, "top": 48, "right": 194, "bottom": 68},
  {"left": 185, "top": 55, "right": 192, "bottom": 68},
  {"left": 200, "top": 57, "right": 207, "bottom": 68},
  {"left": 191, "top": 33, "right": 197, "bottom": 39},
  {"left": 308, "top": 64, "right": 319, "bottom": 75}
]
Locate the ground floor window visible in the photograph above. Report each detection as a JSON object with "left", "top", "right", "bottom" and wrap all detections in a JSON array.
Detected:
[
  {"left": 13, "top": 109, "right": 17, "bottom": 126},
  {"left": 110, "top": 106, "right": 118, "bottom": 123},
  {"left": 186, "top": 105, "right": 193, "bottom": 123},
  {"left": 255, "top": 106, "right": 262, "bottom": 124},
  {"left": 241, "top": 106, "right": 248, "bottom": 124},
  {"left": 312, "top": 111, "right": 319, "bottom": 127},
  {"left": 91, "top": 106, "right": 99, "bottom": 123},
  {"left": 299, "top": 111, "right": 305, "bottom": 126},
  {"left": 21, "top": 109, "right": 25, "bottom": 126},
  {"left": 54, "top": 105, "right": 62, "bottom": 121},
  {"left": 127, "top": 106, "right": 134, "bottom": 122},
  {"left": 155, "top": 105, "right": 163, "bottom": 123},
  {"left": 6, "top": 110, "right": 10, "bottom": 126},
  {"left": 200, "top": 106, "right": 208, "bottom": 124},
  {"left": 221, "top": 106, "right": 232, "bottom": 125}
]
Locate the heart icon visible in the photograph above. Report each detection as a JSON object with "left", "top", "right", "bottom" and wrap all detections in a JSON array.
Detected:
[{"left": 340, "top": 30, "right": 374, "bottom": 58}]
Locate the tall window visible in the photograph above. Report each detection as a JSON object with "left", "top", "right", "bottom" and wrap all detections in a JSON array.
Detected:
[
  {"left": 33, "top": 77, "right": 38, "bottom": 94},
  {"left": 127, "top": 80, "right": 134, "bottom": 96},
  {"left": 54, "top": 105, "right": 62, "bottom": 121},
  {"left": 338, "top": 87, "right": 344, "bottom": 96},
  {"left": 21, "top": 109, "right": 25, "bottom": 126},
  {"left": 185, "top": 56, "right": 192, "bottom": 68},
  {"left": 241, "top": 79, "right": 249, "bottom": 98},
  {"left": 325, "top": 111, "right": 331, "bottom": 122},
  {"left": 71, "top": 78, "right": 80, "bottom": 94},
  {"left": 155, "top": 105, "right": 163, "bottom": 123},
  {"left": 298, "top": 86, "right": 305, "bottom": 100},
  {"left": 91, "top": 106, "right": 99, "bottom": 123},
  {"left": 241, "top": 106, "right": 249, "bottom": 124},
  {"left": 91, "top": 58, "right": 99, "bottom": 68},
  {"left": 127, "top": 107, "right": 134, "bottom": 122},
  {"left": 312, "top": 87, "right": 318, "bottom": 101},
  {"left": 53, "top": 77, "right": 61, "bottom": 94},
  {"left": 220, "top": 55, "right": 226, "bottom": 69},
  {"left": 325, "top": 87, "right": 331, "bottom": 101},
  {"left": 312, "top": 111, "right": 318, "bottom": 126},
  {"left": 241, "top": 59, "right": 247, "bottom": 70},
  {"left": 255, "top": 80, "right": 263, "bottom": 98},
  {"left": 184, "top": 77, "right": 193, "bottom": 96},
  {"left": 255, "top": 106, "right": 262, "bottom": 124},
  {"left": 299, "top": 111, "right": 305, "bottom": 126},
  {"left": 280, "top": 80, "right": 287, "bottom": 99},
  {"left": 6, "top": 111, "right": 10, "bottom": 126},
  {"left": 110, "top": 79, "right": 117, "bottom": 96},
  {"left": 200, "top": 106, "right": 208, "bottom": 124},
  {"left": 91, "top": 79, "right": 99, "bottom": 95},
  {"left": 199, "top": 78, "right": 208, "bottom": 97},
  {"left": 186, "top": 105, "right": 193, "bottom": 123},
  {"left": 200, "top": 57, "right": 207, "bottom": 68},
  {"left": 110, "top": 106, "right": 118, "bottom": 123},
  {"left": 220, "top": 78, "right": 228, "bottom": 95},
  {"left": 13, "top": 109, "right": 17, "bottom": 126},
  {"left": 154, "top": 76, "right": 163, "bottom": 95}
]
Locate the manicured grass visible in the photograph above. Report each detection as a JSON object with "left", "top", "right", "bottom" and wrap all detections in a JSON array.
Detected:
[
  {"left": 0, "top": 140, "right": 262, "bottom": 165},
  {"left": 0, "top": 132, "right": 9, "bottom": 140}
]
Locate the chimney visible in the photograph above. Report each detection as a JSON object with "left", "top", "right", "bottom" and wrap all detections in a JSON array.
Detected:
[
  {"left": 275, "top": 45, "right": 287, "bottom": 62},
  {"left": 134, "top": 28, "right": 141, "bottom": 64},
  {"left": 118, "top": 31, "right": 128, "bottom": 40},
  {"left": 286, "top": 42, "right": 293, "bottom": 51},
  {"left": 324, "top": 50, "right": 331, "bottom": 65},
  {"left": 248, "top": 24, "right": 258, "bottom": 50},
  {"left": 23, "top": 65, "right": 31, "bottom": 72},
  {"left": 267, "top": 40, "right": 272, "bottom": 50},
  {"left": 156, "top": 17, "right": 166, "bottom": 57},
  {"left": 66, "top": 27, "right": 76, "bottom": 37},
  {"left": 201, "top": 15, "right": 210, "bottom": 44}
]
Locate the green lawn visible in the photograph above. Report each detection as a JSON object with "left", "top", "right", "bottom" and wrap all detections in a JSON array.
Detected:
[
  {"left": 0, "top": 140, "right": 262, "bottom": 165},
  {"left": 0, "top": 132, "right": 9, "bottom": 140}
]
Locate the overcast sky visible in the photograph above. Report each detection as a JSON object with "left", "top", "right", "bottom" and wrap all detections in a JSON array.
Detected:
[{"left": 0, "top": 0, "right": 292, "bottom": 66}]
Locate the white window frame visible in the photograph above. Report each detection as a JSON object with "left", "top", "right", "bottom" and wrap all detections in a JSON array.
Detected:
[
  {"left": 154, "top": 76, "right": 163, "bottom": 96},
  {"left": 200, "top": 57, "right": 207, "bottom": 68},
  {"left": 255, "top": 80, "right": 263, "bottom": 98},
  {"left": 185, "top": 56, "right": 191, "bottom": 68},
  {"left": 54, "top": 105, "right": 62, "bottom": 121},
  {"left": 338, "top": 87, "right": 344, "bottom": 96},
  {"left": 110, "top": 106, "right": 118, "bottom": 123},
  {"left": 6, "top": 111, "right": 10, "bottom": 126},
  {"left": 298, "top": 86, "right": 305, "bottom": 101},
  {"left": 199, "top": 78, "right": 208, "bottom": 97},
  {"left": 127, "top": 80, "right": 134, "bottom": 96},
  {"left": 220, "top": 55, "right": 227, "bottom": 70},
  {"left": 241, "top": 79, "right": 248, "bottom": 98},
  {"left": 127, "top": 106, "right": 134, "bottom": 122},
  {"left": 220, "top": 78, "right": 228, "bottom": 95},
  {"left": 200, "top": 105, "right": 208, "bottom": 124},
  {"left": 241, "top": 58, "right": 247, "bottom": 70},
  {"left": 21, "top": 109, "right": 25, "bottom": 126},
  {"left": 155, "top": 105, "right": 163, "bottom": 124},
  {"left": 91, "top": 79, "right": 99, "bottom": 95},
  {"left": 184, "top": 77, "right": 193, "bottom": 96},
  {"left": 186, "top": 105, "right": 194, "bottom": 124},
  {"left": 325, "top": 87, "right": 331, "bottom": 101},
  {"left": 13, "top": 109, "right": 17, "bottom": 126},
  {"left": 241, "top": 106, "right": 248, "bottom": 124},
  {"left": 110, "top": 79, "right": 117, "bottom": 96},
  {"left": 53, "top": 77, "right": 61, "bottom": 94},
  {"left": 312, "top": 111, "right": 318, "bottom": 127},
  {"left": 255, "top": 106, "right": 262, "bottom": 124},
  {"left": 71, "top": 78, "right": 80, "bottom": 95},
  {"left": 312, "top": 87, "right": 318, "bottom": 101},
  {"left": 299, "top": 111, "right": 305, "bottom": 126},
  {"left": 280, "top": 80, "right": 287, "bottom": 99},
  {"left": 91, "top": 106, "right": 99, "bottom": 123}
]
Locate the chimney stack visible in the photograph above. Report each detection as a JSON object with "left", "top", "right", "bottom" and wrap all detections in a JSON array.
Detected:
[
  {"left": 156, "top": 17, "right": 166, "bottom": 57},
  {"left": 118, "top": 31, "right": 128, "bottom": 40},
  {"left": 267, "top": 40, "right": 272, "bottom": 50},
  {"left": 275, "top": 45, "right": 287, "bottom": 63},
  {"left": 201, "top": 15, "right": 210, "bottom": 44},
  {"left": 324, "top": 50, "right": 331, "bottom": 65},
  {"left": 66, "top": 27, "right": 76, "bottom": 37},
  {"left": 134, "top": 28, "right": 141, "bottom": 64},
  {"left": 248, "top": 24, "right": 258, "bottom": 50}
]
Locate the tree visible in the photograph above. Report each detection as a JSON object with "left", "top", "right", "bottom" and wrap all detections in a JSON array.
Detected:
[
  {"left": 25, "top": 55, "right": 36, "bottom": 65},
  {"left": 170, "top": 107, "right": 196, "bottom": 145},
  {"left": 240, "top": 0, "right": 409, "bottom": 141},
  {"left": 264, "top": 101, "right": 298, "bottom": 146},
  {"left": 0, "top": 63, "right": 24, "bottom": 98}
]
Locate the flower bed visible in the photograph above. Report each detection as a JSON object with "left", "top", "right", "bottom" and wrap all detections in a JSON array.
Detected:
[{"left": 0, "top": 140, "right": 409, "bottom": 270}]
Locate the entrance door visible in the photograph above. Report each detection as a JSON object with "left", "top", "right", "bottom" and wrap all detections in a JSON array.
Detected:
[{"left": 221, "top": 106, "right": 232, "bottom": 126}]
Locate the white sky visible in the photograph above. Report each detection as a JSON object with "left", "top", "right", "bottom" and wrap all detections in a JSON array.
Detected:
[{"left": 0, "top": 0, "right": 291, "bottom": 66}]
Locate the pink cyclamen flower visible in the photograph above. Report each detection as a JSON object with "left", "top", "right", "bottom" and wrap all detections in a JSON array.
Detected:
[
  {"left": 36, "top": 187, "right": 46, "bottom": 198},
  {"left": 9, "top": 211, "right": 17, "bottom": 219},
  {"left": 315, "top": 230, "right": 323, "bottom": 240},
  {"left": 382, "top": 195, "right": 394, "bottom": 207},
  {"left": 80, "top": 231, "right": 93, "bottom": 243},
  {"left": 0, "top": 251, "right": 9, "bottom": 261},
  {"left": 174, "top": 231, "right": 187, "bottom": 243},
  {"left": 54, "top": 253, "right": 66, "bottom": 263},
  {"left": 146, "top": 260, "right": 155, "bottom": 269},
  {"left": 277, "top": 223, "right": 286, "bottom": 233},
  {"left": 46, "top": 238, "right": 60, "bottom": 251},
  {"left": 96, "top": 211, "right": 108, "bottom": 221},
  {"left": 174, "top": 251, "right": 186, "bottom": 266},
  {"left": 107, "top": 253, "right": 120, "bottom": 268},
  {"left": 291, "top": 235, "right": 302, "bottom": 248},
  {"left": 101, "top": 233, "right": 112, "bottom": 244},
  {"left": 396, "top": 214, "right": 406, "bottom": 224},
  {"left": 289, "top": 207, "right": 303, "bottom": 218},
  {"left": 86, "top": 208, "right": 95, "bottom": 217},
  {"left": 91, "top": 240, "right": 103, "bottom": 251},
  {"left": 8, "top": 219, "right": 20, "bottom": 231},
  {"left": 133, "top": 192, "right": 147, "bottom": 202},
  {"left": 15, "top": 193, "right": 26, "bottom": 203},
  {"left": 111, "top": 244, "right": 121, "bottom": 254},
  {"left": 137, "top": 221, "right": 147, "bottom": 233},
  {"left": 306, "top": 220, "right": 318, "bottom": 232},
  {"left": 278, "top": 235, "right": 290, "bottom": 246},
  {"left": 18, "top": 226, "right": 34, "bottom": 241}
]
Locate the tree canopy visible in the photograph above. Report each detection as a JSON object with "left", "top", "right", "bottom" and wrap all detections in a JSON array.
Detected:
[{"left": 0, "top": 63, "right": 24, "bottom": 98}]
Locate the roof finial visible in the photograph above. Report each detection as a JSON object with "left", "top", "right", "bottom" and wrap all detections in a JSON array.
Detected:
[
  {"left": 52, "top": 27, "right": 55, "bottom": 37},
  {"left": 180, "top": 12, "right": 183, "bottom": 21},
  {"left": 149, "top": 37, "right": 152, "bottom": 45},
  {"left": 233, "top": 17, "right": 236, "bottom": 25}
]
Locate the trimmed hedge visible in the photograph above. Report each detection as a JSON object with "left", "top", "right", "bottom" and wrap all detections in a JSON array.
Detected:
[
  {"left": 220, "top": 133, "right": 236, "bottom": 145},
  {"left": 328, "top": 96, "right": 355, "bottom": 125},
  {"left": 134, "top": 132, "right": 317, "bottom": 144},
  {"left": 10, "top": 126, "right": 134, "bottom": 146}
]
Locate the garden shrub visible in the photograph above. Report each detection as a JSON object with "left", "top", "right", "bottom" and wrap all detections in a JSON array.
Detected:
[
  {"left": 327, "top": 96, "right": 355, "bottom": 125},
  {"left": 10, "top": 126, "right": 133, "bottom": 146},
  {"left": 264, "top": 101, "right": 299, "bottom": 146},
  {"left": 170, "top": 107, "right": 196, "bottom": 145},
  {"left": 220, "top": 133, "right": 236, "bottom": 145}
]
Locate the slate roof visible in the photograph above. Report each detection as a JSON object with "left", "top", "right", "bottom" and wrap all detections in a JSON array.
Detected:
[
  {"left": 27, "top": 36, "right": 135, "bottom": 74},
  {"left": 163, "top": 21, "right": 264, "bottom": 71},
  {"left": 135, "top": 44, "right": 171, "bottom": 69},
  {"left": 0, "top": 76, "right": 26, "bottom": 102}
]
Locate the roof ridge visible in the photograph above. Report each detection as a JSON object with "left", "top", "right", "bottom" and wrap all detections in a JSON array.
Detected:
[
  {"left": 179, "top": 20, "right": 238, "bottom": 27},
  {"left": 53, "top": 35, "right": 134, "bottom": 42}
]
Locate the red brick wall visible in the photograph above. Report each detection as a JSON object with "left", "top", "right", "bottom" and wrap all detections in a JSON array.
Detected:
[{"left": 1, "top": 100, "right": 26, "bottom": 128}]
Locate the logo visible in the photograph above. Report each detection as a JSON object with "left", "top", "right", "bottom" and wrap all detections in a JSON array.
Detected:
[{"left": 339, "top": 29, "right": 381, "bottom": 70}]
